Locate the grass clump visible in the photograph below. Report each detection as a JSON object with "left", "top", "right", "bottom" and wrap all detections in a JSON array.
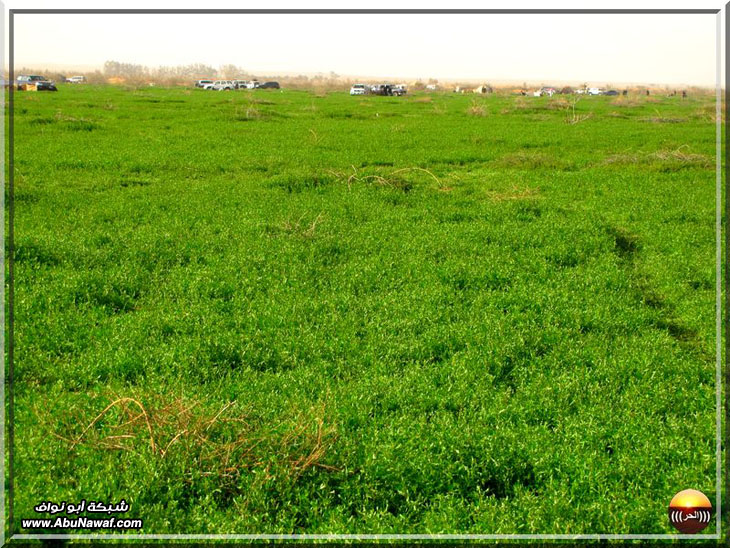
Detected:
[{"left": 466, "top": 98, "right": 488, "bottom": 116}]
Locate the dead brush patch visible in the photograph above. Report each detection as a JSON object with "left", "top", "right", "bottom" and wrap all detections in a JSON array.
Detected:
[
  {"left": 545, "top": 98, "right": 570, "bottom": 110},
  {"left": 326, "top": 165, "right": 445, "bottom": 192},
  {"left": 40, "top": 394, "right": 338, "bottom": 490},
  {"left": 649, "top": 146, "right": 710, "bottom": 163},
  {"left": 512, "top": 97, "right": 529, "bottom": 110},
  {"left": 486, "top": 185, "right": 541, "bottom": 202},
  {"left": 466, "top": 98, "right": 487, "bottom": 117},
  {"left": 234, "top": 105, "right": 263, "bottom": 121},
  {"left": 603, "top": 145, "right": 712, "bottom": 169},
  {"left": 692, "top": 103, "right": 726, "bottom": 123},
  {"left": 610, "top": 97, "right": 641, "bottom": 107},
  {"left": 278, "top": 211, "right": 325, "bottom": 237},
  {"left": 639, "top": 115, "right": 687, "bottom": 123},
  {"left": 308, "top": 129, "right": 324, "bottom": 145},
  {"left": 412, "top": 96, "right": 432, "bottom": 103},
  {"left": 54, "top": 112, "right": 93, "bottom": 123},
  {"left": 495, "top": 151, "right": 568, "bottom": 170}
]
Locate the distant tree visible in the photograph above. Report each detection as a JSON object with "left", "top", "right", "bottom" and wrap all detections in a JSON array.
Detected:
[
  {"left": 103, "top": 60, "right": 121, "bottom": 75},
  {"left": 220, "top": 64, "right": 245, "bottom": 79},
  {"left": 103, "top": 60, "right": 147, "bottom": 78}
]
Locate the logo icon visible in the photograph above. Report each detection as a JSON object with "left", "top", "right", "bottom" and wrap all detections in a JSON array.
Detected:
[{"left": 668, "top": 489, "right": 712, "bottom": 534}]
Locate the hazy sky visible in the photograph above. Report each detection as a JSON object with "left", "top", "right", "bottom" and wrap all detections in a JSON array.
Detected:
[{"left": 6, "top": 1, "right": 723, "bottom": 86}]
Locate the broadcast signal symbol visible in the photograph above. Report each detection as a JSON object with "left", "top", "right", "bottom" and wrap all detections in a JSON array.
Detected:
[{"left": 668, "top": 489, "right": 713, "bottom": 534}]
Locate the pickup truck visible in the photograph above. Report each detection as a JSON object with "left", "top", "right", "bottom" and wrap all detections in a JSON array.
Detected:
[{"left": 16, "top": 75, "right": 57, "bottom": 91}]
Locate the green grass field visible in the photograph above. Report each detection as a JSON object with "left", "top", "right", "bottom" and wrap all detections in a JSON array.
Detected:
[{"left": 10, "top": 85, "right": 721, "bottom": 535}]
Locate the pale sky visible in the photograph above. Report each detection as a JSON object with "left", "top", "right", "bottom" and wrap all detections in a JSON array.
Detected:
[{"left": 4, "top": 1, "right": 724, "bottom": 87}]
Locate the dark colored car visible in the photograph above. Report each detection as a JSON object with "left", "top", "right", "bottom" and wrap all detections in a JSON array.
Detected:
[
  {"left": 16, "top": 75, "right": 57, "bottom": 91},
  {"left": 603, "top": 90, "right": 619, "bottom": 96},
  {"left": 258, "top": 81, "right": 280, "bottom": 89},
  {"left": 370, "top": 84, "right": 394, "bottom": 96}
]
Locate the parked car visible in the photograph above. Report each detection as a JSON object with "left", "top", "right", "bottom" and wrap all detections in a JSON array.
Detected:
[
  {"left": 533, "top": 87, "right": 556, "bottom": 97},
  {"left": 65, "top": 75, "right": 86, "bottom": 84},
  {"left": 350, "top": 83, "right": 368, "bottom": 95},
  {"left": 603, "top": 90, "right": 619, "bottom": 96},
  {"left": 391, "top": 84, "right": 407, "bottom": 96},
  {"left": 371, "top": 84, "right": 395, "bottom": 96},
  {"left": 259, "top": 81, "right": 280, "bottom": 89},
  {"left": 205, "top": 80, "right": 235, "bottom": 90},
  {"left": 587, "top": 87, "right": 603, "bottom": 95},
  {"left": 195, "top": 79, "right": 213, "bottom": 88},
  {"left": 246, "top": 80, "right": 261, "bottom": 89},
  {"left": 233, "top": 80, "right": 248, "bottom": 89},
  {"left": 16, "top": 75, "right": 57, "bottom": 91}
]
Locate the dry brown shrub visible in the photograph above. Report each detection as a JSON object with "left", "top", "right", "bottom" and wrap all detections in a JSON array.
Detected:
[
  {"left": 693, "top": 102, "right": 726, "bottom": 122},
  {"left": 466, "top": 98, "right": 487, "bottom": 117},
  {"left": 639, "top": 116, "right": 687, "bottom": 123},
  {"left": 512, "top": 97, "right": 529, "bottom": 110},
  {"left": 610, "top": 97, "right": 640, "bottom": 107},
  {"left": 486, "top": 185, "right": 541, "bottom": 201},
  {"left": 280, "top": 211, "right": 325, "bottom": 237},
  {"left": 40, "top": 393, "right": 339, "bottom": 490},
  {"left": 545, "top": 98, "right": 570, "bottom": 110},
  {"left": 327, "top": 165, "right": 445, "bottom": 192},
  {"left": 603, "top": 145, "right": 712, "bottom": 168},
  {"left": 649, "top": 146, "right": 712, "bottom": 164}
]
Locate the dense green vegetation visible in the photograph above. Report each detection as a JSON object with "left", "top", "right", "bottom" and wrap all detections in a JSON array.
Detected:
[{"left": 9, "top": 85, "right": 721, "bottom": 535}]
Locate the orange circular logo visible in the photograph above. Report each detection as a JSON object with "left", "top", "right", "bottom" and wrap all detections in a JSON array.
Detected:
[{"left": 668, "top": 489, "right": 712, "bottom": 534}]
